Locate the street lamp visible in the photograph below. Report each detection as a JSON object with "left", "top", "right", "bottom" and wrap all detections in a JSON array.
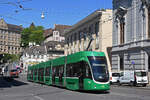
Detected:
[
  {"left": 41, "top": 11, "right": 48, "bottom": 19},
  {"left": 41, "top": 12, "right": 45, "bottom": 19}
]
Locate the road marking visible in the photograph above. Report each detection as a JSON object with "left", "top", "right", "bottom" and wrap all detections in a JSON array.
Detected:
[{"left": 34, "top": 95, "right": 44, "bottom": 100}]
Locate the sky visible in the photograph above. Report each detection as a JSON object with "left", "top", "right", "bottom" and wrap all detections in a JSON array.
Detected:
[{"left": 0, "top": 0, "right": 112, "bottom": 29}]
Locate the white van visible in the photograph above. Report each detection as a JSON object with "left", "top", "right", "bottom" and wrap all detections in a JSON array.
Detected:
[
  {"left": 110, "top": 72, "right": 120, "bottom": 84},
  {"left": 118, "top": 70, "right": 148, "bottom": 87}
]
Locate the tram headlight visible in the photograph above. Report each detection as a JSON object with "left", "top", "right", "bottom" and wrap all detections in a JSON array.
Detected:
[{"left": 88, "top": 81, "right": 91, "bottom": 84}]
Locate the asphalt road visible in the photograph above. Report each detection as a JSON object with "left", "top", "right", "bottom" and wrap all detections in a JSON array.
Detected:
[{"left": 0, "top": 76, "right": 150, "bottom": 100}]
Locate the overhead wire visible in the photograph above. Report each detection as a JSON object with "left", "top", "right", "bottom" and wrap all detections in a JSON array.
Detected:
[{"left": 0, "top": 0, "right": 147, "bottom": 28}]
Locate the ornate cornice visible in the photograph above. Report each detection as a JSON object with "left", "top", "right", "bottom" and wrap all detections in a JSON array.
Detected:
[
  {"left": 141, "top": 0, "right": 150, "bottom": 8},
  {"left": 115, "top": 7, "right": 127, "bottom": 23}
]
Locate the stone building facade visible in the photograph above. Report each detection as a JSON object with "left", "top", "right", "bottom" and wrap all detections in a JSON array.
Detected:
[
  {"left": 44, "top": 24, "right": 71, "bottom": 60},
  {"left": 0, "top": 19, "right": 22, "bottom": 54},
  {"left": 64, "top": 9, "right": 112, "bottom": 72},
  {"left": 112, "top": 0, "right": 150, "bottom": 77},
  {"left": 20, "top": 44, "right": 49, "bottom": 73},
  {"left": 44, "top": 24, "right": 71, "bottom": 43}
]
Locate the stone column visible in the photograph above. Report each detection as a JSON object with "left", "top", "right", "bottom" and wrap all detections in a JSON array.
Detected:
[
  {"left": 92, "top": 34, "right": 96, "bottom": 51},
  {"left": 72, "top": 41, "right": 75, "bottom": 53},
  {"left": 64, "top": 44, "right": 68, "bottom": 56},
  {"left": 69, "top": 43, "right": 71, "bottom": 54},
  {"left": 85, "top": 37, "right": 89, "bottom": 50},
  {"left": 81, "top": 38, "right": 84, "bottom": 51},
  {"left": 75, "top": 40, "right": 78, "bottom": 52}
]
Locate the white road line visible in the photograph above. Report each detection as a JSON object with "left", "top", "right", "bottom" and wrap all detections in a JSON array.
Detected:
[{"left": 34, "top": 95, "right": 45, "bottom": 100}]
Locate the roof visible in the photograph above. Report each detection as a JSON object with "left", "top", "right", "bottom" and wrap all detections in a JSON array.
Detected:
[
  {"left": 7, "top": 24, "right": 23, "bottom": 32},
  {"left": 44, "top": 24, "right": 71, "bottom": 38},
  {"left": 44, "top": 28, "right": 53, "bottom": 38},
  {"left": 0, "top": 19, "right": 23, "bottom": 32},
  {"left": 54, "top": 24, "right": 72, "bottom": 36}
]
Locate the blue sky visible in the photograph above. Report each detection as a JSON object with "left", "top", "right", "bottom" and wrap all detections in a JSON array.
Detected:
[{"left": 0, "top": 0, "right": 112, "bottom": 29}]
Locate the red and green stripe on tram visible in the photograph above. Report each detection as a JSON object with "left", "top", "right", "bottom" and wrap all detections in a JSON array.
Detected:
[{"left": 27, "top": 51, "right": 110, "bottom": 91}]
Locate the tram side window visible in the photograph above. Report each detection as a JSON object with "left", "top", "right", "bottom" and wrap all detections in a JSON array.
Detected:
[
  {"left": 52, "top": 67, "right": 56, "bottom": 77},
  {"left": 59, "top": 66, "right": 64, "bottom": 77},
  {"left": 38, "top": 68, "right": 40, "bottom": 80},
  {"left": 66, "top": 61, "right": 90, "bottom": 78},
  {"left": 41, "top": 68, "right": 44, "bottom": 81},
  {"left": 45, "top": 67, "right": 50, "bottom": 76},
  {"left": 34, "top": 69, "right": 37, "bottom": 76},
  {"left": 56, "top": 67, "right": 59, "bottom": 77},
  {"left": 37, "top": 68, "right": 44, "bottom": 81},
  {"left": 54, "top": 65, "right": 64, "bottom": 77},
  {"left": 66, "top": 65, "right": 69, "bottom": 77},
  {"left": 66, "top": 64, "right": 73, "bottom": 77},
  {"left": 31, "top": 70, "right": 33, "bottom": 80},
  {"left": 72, "top": 64, "right": 78, "bottom": 77},
  {"left": 38, "top": 68, "right": 42, "bottom": 80}
]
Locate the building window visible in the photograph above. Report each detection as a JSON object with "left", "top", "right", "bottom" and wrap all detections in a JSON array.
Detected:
[
  {"left": 70, "top": 35, "right": 73, "bottom": 45},
  {"left": 95, "top": 21, "right": 99, "bottom": 36},
  {"left": 120, "top": 57, "right": 124, "bottom": 71},
  {"left": 89, "top": 26, "right": 92, "bottom": 34},
  {"left": 66, "top": 37, "right": 69, "bottom": 45},
  {"left": 115, "top": 7, "right": 127, "bottom": 45},
  {"left": 148, "top": 8, "right": 150, "bottom": 38},
  {"left": 56, "top": 31, "right": 59, "bottom": 35},
  {"left": 56, "top": 37, "right": 59, "bottom": 41},
  {"left": 120, "top": 22, "right": 125, "bottom": 44},
  {"left": 53, "top": 31, "right": 59, "bottom": 37},
  {"left": 74, "top": 33, "right": 77, "bottom": 41},
  {"left": 148, "top": 55, "right": 150, "bottom": 72}
]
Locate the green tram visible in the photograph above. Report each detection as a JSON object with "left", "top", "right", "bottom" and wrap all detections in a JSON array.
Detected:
[{"left": 27, "top": 51, "right": 110, "bottom": 91}]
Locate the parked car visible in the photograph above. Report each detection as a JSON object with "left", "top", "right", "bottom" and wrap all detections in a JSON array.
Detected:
[
  {"left": 10, "top": 69, "right": 19, "bottom": 78},
  {"left": 110, "top": 72, "right": 120, "bottom": 84},
  {"left": 118, "top": 70, "right": 148, "bottom": 87}
]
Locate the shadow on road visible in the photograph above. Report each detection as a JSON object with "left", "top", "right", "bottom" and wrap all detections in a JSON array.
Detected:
[
  {"left": 0, "top": 77, "right": 28, "bottom": 88},
  {"left": 77, "top": 90, "right": 110, "bottom": 94}
]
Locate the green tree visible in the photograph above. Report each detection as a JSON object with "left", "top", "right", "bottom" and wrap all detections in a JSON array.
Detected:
[
  {"left": 10, "top": 54, "right": 20, "bottom": 62},
  {"left": 21, "top": 26, "right": 44, "bottom": 47},
  {"left": 1, "top": 54, "right": 20, "bottom": 63},
  {"left": 21, "top": 28, "right": 31, "bottom": 47}
]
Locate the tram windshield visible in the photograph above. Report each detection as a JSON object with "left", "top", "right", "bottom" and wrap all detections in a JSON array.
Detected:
[{"left": 88, "top": 56, "right": 109, "bottom": 82}]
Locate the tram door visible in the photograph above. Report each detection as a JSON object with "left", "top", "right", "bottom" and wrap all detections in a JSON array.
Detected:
[
  {"left": 59, "top": 66, "right": 64, "bottom": 86},
  {"left": 79, "top": 61, "right": 85, "bottom": 89},
  {"left": 52, "top": 68, "right": 56, "bottom": 84}
]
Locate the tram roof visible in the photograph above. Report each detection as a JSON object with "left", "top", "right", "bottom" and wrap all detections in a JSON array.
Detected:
[
  {"left": 66, "top": 51, "right": 105, "bottom": 64},
  {"left": 28, "top": 51, "right": 105, "bottom": 68}
]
